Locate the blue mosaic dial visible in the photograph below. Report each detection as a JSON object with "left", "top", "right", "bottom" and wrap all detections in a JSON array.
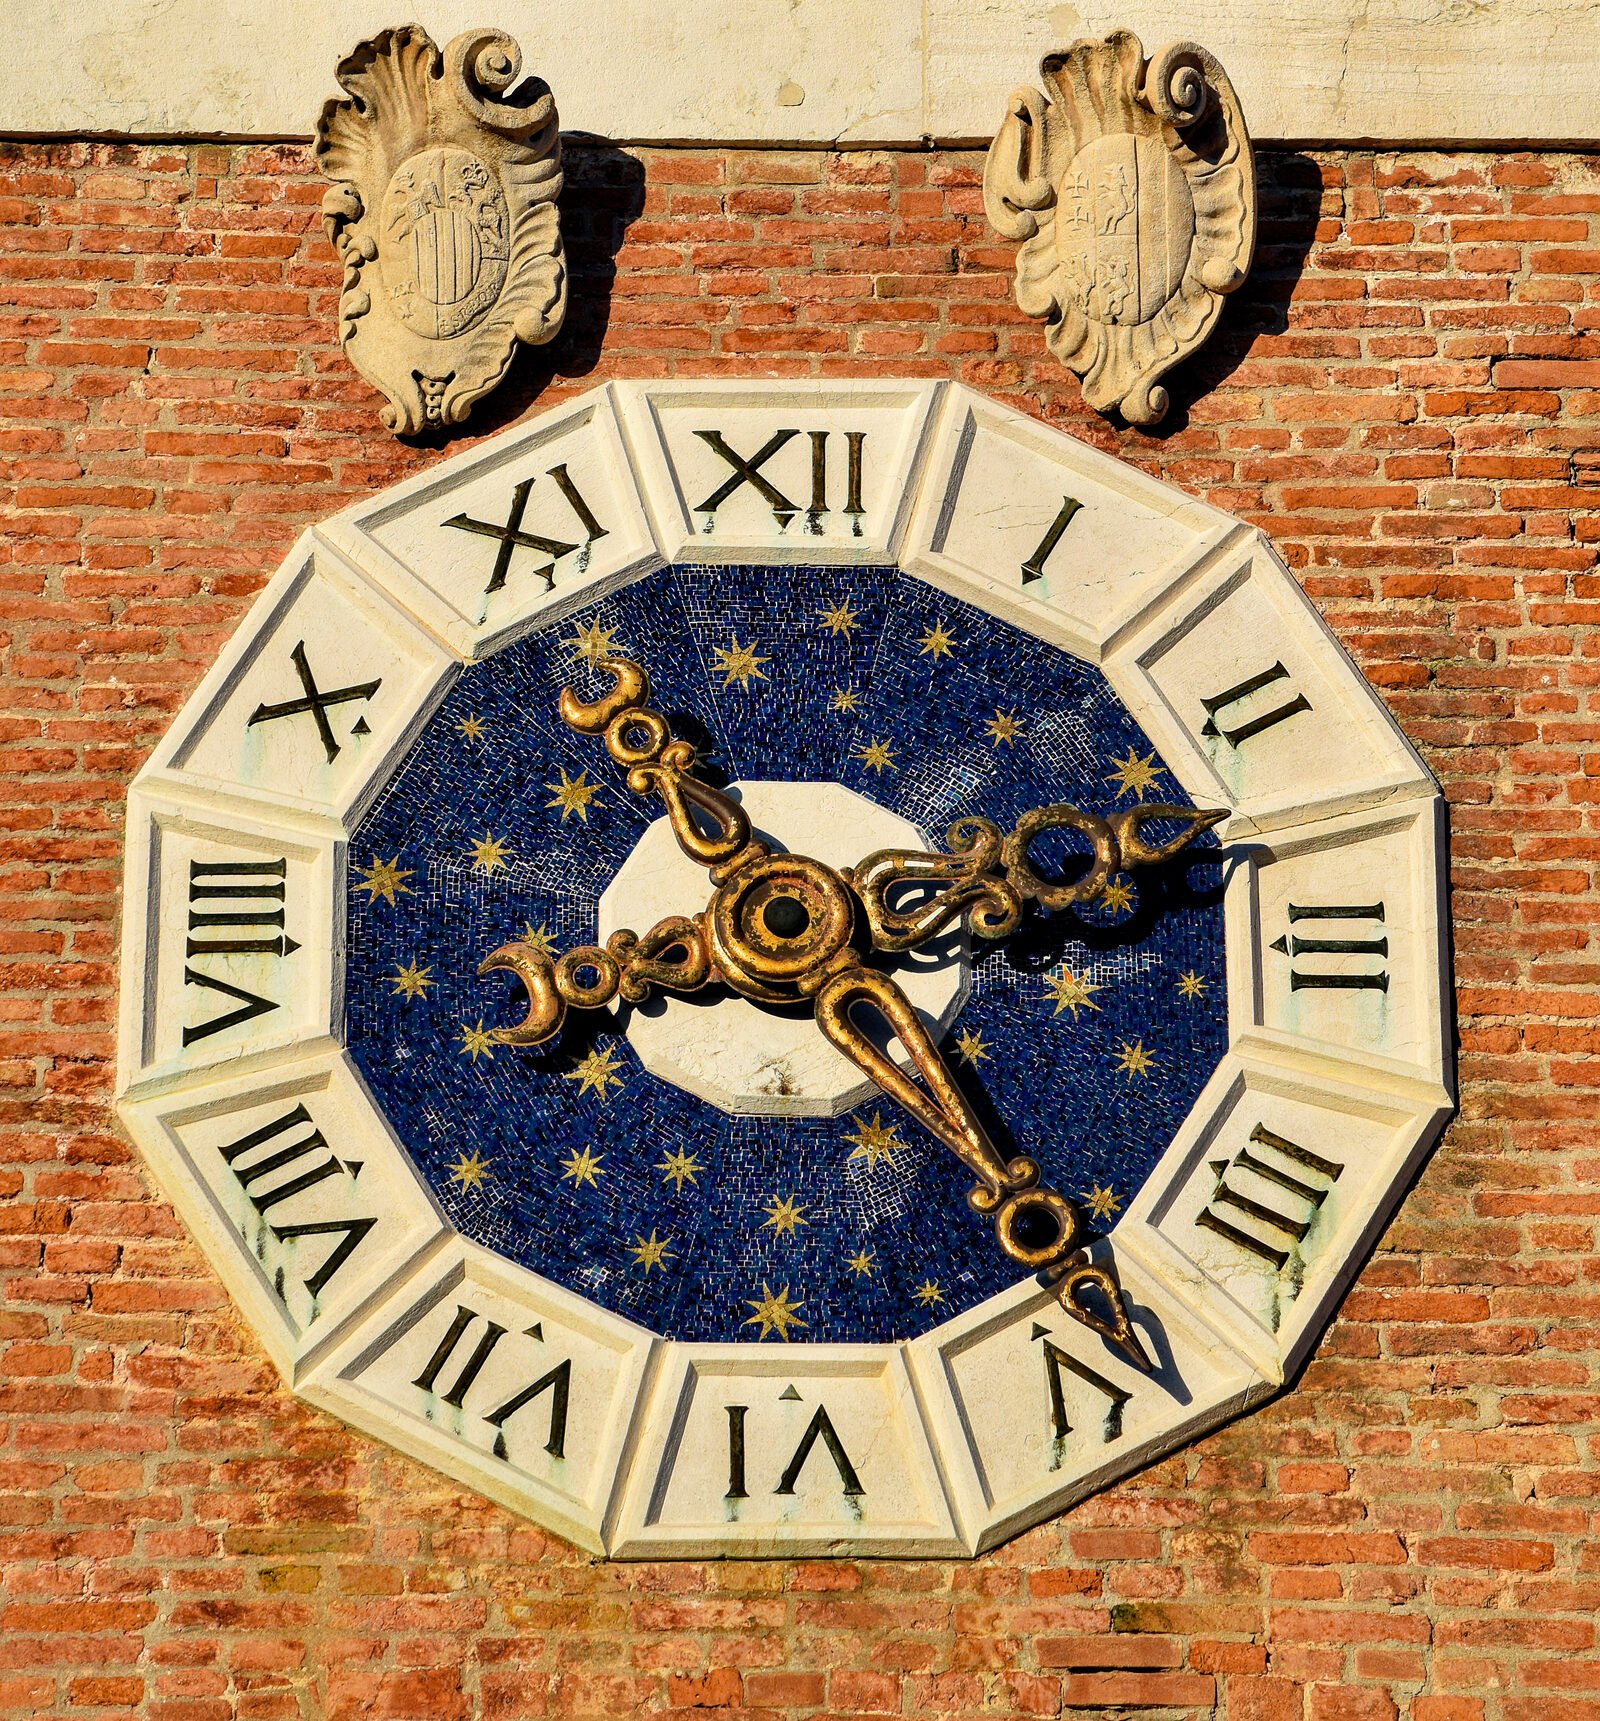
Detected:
[{"left": 344, "top": 563, "right": 1229, "bottom": 1344}]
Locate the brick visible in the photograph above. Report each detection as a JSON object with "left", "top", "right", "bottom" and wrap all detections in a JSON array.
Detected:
[
  {"left": 1061, "top": 1672, "right": 1216, "bottom": 1707},
  {"left": 667, "top": 1670, "right": 741, "bottom": 1708},
  {"left": 0, "top": 131, "right": 1592, "bottom": 1721},
  {"left": 1036, "top": 1634, "right": 1184, "bottom": 1670}
]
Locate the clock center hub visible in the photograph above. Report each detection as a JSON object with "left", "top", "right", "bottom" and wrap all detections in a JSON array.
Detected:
[
  {"left": 598, "top": 780, "right": 968, "bottom": 1116},
  {"left": 761, "top": 895, "right": 809, "bottom": 938},
  {"left": 708, "top": 850, "right": 856, "bottom": 1005}
]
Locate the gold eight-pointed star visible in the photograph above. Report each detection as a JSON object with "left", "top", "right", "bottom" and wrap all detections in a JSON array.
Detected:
[
  {"left": 762, "top": 1194, "right": 808, "bottom": 1236},
  {"left": 918, "top": 621, "right": 957, "bottom": 661},
  {"left": 560, "top": 1145, "right": 606, "bottom": 1187},
  {"left": 844, "top": 1111, "right": 903, "bottom": 1168},
  {"left": 743, "top": 1282, "right": 807, "bottom": 1341},
  {"left": 469, "top": 832, "right": 511, "bottom": 875},
  {"left": 355, "top": 854, "right": 414, "bottom": 905},
  {"left": 1044, "top": 969, "right": 1102, "bottom": 1019},
  {"left": 853, "top": 738, "right": 896, "bottom": 774},
  {"left": 457, "top": 1019, "right": 495, "bottom": 1063},
  {"left": 1115, "top": 1039, "right": 1156, "bottom": 1079},
  {"left": 545, "top": 768, "right": 601, "bottom": 823},
  {"left": 448, "top": 1149, "right": 493, "bottom": 1191},
  {"left": 1106, "top": 748, "right": 1162, "bottom": 801},
  {"left": 566, "top": 1045, "right": 627, "bottom": 1100},
  {"left": 390, "top": 959, "right": 433, "bottom": 1000},
  {"left": 712, "top": 635, "right": 770, "bottom": 688},
  {"left": 630, "top": 1230, "right": 674, "bottom": 1272}
]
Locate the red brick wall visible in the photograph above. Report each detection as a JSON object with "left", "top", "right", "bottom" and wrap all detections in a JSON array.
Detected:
[{"left": 2, "top": 137, "right": 1598, "bottom": 1721}]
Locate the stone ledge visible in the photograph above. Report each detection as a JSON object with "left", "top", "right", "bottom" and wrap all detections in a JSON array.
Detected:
[{"left": 5, "top": 0, "right": 1599, "bottom": 147}]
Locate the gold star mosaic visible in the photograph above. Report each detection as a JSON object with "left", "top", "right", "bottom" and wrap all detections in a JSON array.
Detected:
[{"left": 343, "top": 562, "right": 1230, "bottom": 1347}]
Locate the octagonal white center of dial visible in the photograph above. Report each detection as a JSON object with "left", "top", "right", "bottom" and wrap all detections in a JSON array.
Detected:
[{"left": 597, "top": 780, "right": 969, "bottom": 1117}]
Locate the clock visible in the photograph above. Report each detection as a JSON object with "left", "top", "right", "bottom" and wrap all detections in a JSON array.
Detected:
[{"left": 116, "top": 379, "right": 1453, "bottom": 1557}]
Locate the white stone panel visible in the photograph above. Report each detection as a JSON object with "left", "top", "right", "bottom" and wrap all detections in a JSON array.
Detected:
[
  {"left": 925, "top": 0, "right": 1596, "bottom": 147},
  {"left": 1118, "top": 1047, "right": 1453, "bottom": 1378},
  {"left": 1105, "top": 534, "right": 1433, "bottom": 835},
  {"left": 598, "top": 781, "right": 966, "bottom": 1116},
  {"left": 1226, "top": 797, "right": 1451, "bottom": 1087},
  {"left": 321, "top": 388, "right": 661, "bottom": 661},
  {"left": 141, "top": 532, "right": 455, "bottom": 827},
  {"left": 908, "top": 1246, "right": 1270, "bottom": 1553},
  {"left": 118, "top": 1051, "right": 447, "bottom": 1379},
  {"left": 614, "top": 380, "right": 942, "bottom": 565},
  {"left": 117, "top": 786, "right": 338, "bottom": 1097},
  {"left": 901, "top": 385, "right": 1239, "bottom": 662},
  {"left": 610, "top": 1343, "right": 963, "bottom": 1557},
  {"left": 9, "top": 0, "right": 1598, "bottom": 146},
  {"left": 302, "top": 1242, "right": 657, "bottom": 1555}
]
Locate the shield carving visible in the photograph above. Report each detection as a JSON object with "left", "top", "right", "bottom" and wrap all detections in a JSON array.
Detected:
[
  {"left": 316, "top": 26, "right": 566, "bottom": 436},
  {"left": 983, "top": 34, "right": 1255, "bottom": 427}
]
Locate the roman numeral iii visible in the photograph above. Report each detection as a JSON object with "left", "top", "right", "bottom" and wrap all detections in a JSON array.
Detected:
[{"left": 1271, "top": 902, "right": 1389, "bottom": 992}]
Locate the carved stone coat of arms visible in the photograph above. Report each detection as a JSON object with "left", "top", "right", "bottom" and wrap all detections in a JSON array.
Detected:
[
  {"left": 983, "top": 33, "right": 1255, "bottom": 426},
  {"left": 316, "top": 25, "right": 567, "bottom": 435}
]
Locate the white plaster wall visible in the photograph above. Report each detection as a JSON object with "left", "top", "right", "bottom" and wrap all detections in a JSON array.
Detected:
[{"left": 3, "top": 0, "right": 1594, "bottom": 147}]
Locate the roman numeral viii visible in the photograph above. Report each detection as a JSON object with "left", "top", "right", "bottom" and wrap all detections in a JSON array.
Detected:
[{"left": 214, "top": 1102, "right": 375, "bottom": 1302}]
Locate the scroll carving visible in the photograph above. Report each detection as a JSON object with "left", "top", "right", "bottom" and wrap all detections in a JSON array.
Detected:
[
  {"left": 983, "top": 32, "right": 1256, "bottom": 427},
  {"left": 315, "top": 25, "right": 567, "bottom": 436}
]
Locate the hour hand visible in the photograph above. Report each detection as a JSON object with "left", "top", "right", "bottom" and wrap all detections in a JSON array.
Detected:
[
  {"left": 811, "top": 957, "right": 1151, "bottom": 1370},
  {"left": 558, "top": 656, "right": 759, "bottom": 879}
]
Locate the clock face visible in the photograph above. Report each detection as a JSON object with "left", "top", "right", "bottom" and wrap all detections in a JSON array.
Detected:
[
  {"left": 117, "top": 379, "right": 1452, "bottom": 1558},
  {"left": 343, "top": 562, "right": 1230, "bottom": 1344}
]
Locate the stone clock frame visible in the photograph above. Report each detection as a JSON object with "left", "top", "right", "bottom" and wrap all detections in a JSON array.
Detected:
[{"left": 115, "top": 379, "right": 1453, "bottom": 1559}]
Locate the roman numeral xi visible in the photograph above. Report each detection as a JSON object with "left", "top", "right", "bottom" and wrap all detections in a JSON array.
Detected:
[{"left": 442, "top": 463, "right": 608, "bottom": 596}]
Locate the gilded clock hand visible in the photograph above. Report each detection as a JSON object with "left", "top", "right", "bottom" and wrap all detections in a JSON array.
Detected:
[
  {"left": 849, "top": 801, "right": 1226, "bottom": 956},
  {"left": 479, "top": 912, "right": 713, "bottom": 1044},
  {"left": 810, "top": 958, "right": 1151, "bottom": 1370},
  {"left": 479, "top": 655, "right": 1223, "bottom": 1370},
  {"left": 557, "top": 655, "right": 759, "bottom": 880}
]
